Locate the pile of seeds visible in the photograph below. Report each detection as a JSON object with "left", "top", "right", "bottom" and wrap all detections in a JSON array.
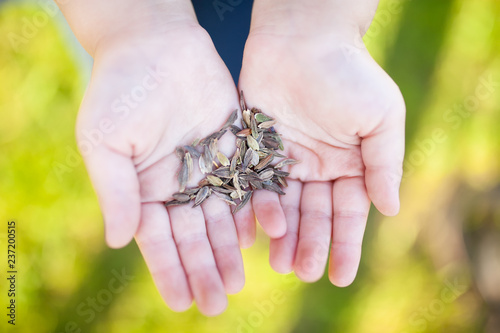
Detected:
[{"left": 164, "top": 93, "right": 298, "bottom": 213}]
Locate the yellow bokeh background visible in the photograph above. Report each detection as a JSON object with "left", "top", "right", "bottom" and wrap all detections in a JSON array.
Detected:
[{"left": 1, "top": 0, "right": 499, "bottom": 332}]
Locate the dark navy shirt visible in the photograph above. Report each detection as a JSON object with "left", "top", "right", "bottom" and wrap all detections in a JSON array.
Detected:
[{"left": 191, "top": 0, "right": 253, "bottom": 83}]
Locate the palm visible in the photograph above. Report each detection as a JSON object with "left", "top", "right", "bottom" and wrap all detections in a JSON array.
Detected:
[
  {"left": 240, "top": 32, "right": 406, "bottom": 286},
  {"left": 78, "top": 28, "right": 253, "bottom": 315}
]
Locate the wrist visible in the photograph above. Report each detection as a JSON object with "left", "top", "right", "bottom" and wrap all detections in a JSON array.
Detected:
[
  {"left": 58, "top": 0, "right": 199, "bottom": 57},
  {"left": 249, "top": 0, "right": 378, "bottom": 42}
]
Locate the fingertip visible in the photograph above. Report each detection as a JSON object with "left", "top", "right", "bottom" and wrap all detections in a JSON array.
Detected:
[
  {"left": 269, "top": 257, "right": 293, "bottom": 274},
  {"left": 168, "top": 298, "right": 193, "bottom": 313},
  {"left": 104, "top": 214, "right": 139, "bottom": 248},
  {"left": 266, "top": 220, "right": 287, "bottom": 239},
  {"left": 373, "top": 196, "right": 400, "bottom": 216},
  {"left": 240, "top": 236, "right": 255, "bottom": 249},
  {"left": 329, "top": 272, "right": 355, "bottom": 288},
  {"left": 226, "top": 276, "right": 245, "bottom": 295},
  {"left": 200, "top": 296, "right": 228, "bottom": 317},
  {"left": 365, "top": 169, "right": 402, "bottom": 217}
]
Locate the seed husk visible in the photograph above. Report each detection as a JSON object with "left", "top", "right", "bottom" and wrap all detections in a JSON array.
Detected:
[
  {"left": 207, "top": 175, "right": 223, "bottom": 187},
  {"left": 165, "top": 199, "right": 190, "bottom": 207},
  {"left": 255, "top": 153, "right": 274, "bottom": 170},
  {"left": 184, "top": 145, "right": 201, "bottom": 159},
  {"left": 259, "top": 169, "right": 275, "bottom": 181},
  {"left": 242, "top": 148, "right": 254, "bottom": 170},
  {"left": 233, "top": 191, "right": 253, "bottom": 214},
  {"left": 236, "top": 128, "right": 252, "bottom": 137},
  {"left": 255, "top": 113, "right": 273, "bottom": 123},
  {"left": 172, "top": 193, "right": 191, "bottom": 202},
  {"left": 178, "top": 157, "right": 189, "bottom": 192},
  {"left": 221, "top": 109, "right": 238, "bottom": 130},
  {"left": 217, "top": 152, "right": 230, "bottom": 167},
  {"left": 164, "top": 91, "right": 299, "bottom": 214},
  {"left": 213, "top": 166, "right": 232, "bottom": 178},
  {"left": 213, "top": 191, "right": 237, "bottom": 205},
  {"left": 242, "top": 109, "right": 251, "bottom": 127},
  {"left": 275, "top": 158, "right": 299, "bottom": 169},
  {"left": 250, "top": 115, "right": 259, "bottom": 139},
  {"left": 258, "top": 120, "right": 277, "bottom": 129},
  {"left": 247, "top": 135, "right": 260, "bottom": 151},
  {"left": 229, "top": 125, "right": 242, "bottom": 135},
  {"left": 193, "top": 186, "right": 211, "bottom": 207},
  {"left": 277, "top": 176, "right": 288, "bottom": 188}
]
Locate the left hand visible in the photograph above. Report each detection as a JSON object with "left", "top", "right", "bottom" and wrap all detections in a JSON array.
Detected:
[{"left": 239, "top": 24, "right": 406, "bottom": 286}]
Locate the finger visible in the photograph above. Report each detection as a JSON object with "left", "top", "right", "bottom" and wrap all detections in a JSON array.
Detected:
[
  {"left": 201, "top": 197, "right": 245, "bottom": 294},
  {"left": 83, "top": 146, "right": 140, "bottom": 248},
  {"left": 233, "top": 198, "right": 256, "bottom": 249},
  {"left": 329, "top": 176, "right": 370, "bottom": 287},
  {"left": 135, "top": 203, "right": 192, "bottom": 311},
  {"left": 252, "top": 190, "right": 287, "bottom": 238},
  {"left": 269, "top": 180, "right": 302, "bottom": 274},
  {"left": 168, "top": 204, "right": 227, "bottom": 316},
  {"left": 293, "top": 182, "right": 333, "bottom": 282},
  {"left": 361, "top": 106, "right": 405, "bottom": 216}
]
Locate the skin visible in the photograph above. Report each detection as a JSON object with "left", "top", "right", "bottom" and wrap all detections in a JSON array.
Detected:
[
  {"left": 58, "top": 0, "right": 405, "bottom": 315},
  {"left": 240, "top": 0, "right": 405, "bottom": 286}
]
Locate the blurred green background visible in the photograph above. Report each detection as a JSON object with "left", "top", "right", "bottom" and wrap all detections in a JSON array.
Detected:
[{"left": 1, "top": 0, "right": 499, "bottom": 332}]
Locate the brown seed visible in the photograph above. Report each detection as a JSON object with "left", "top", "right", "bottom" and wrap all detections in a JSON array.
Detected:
[
  {"left": 255, "top": 154, "right": 274, "bottom": 170},
  {"left": 184, "top": 145, "right": 201, "bottom": 159},
  {"left": 242, "top": 148, "right": 252, "bottom": 170},
  {"left": 258, "top": 120, "right": 277, "bottom": 129},
  {"left": 250, "top": 149, "right": 260, "bottom": 166},
  {"left": 247, "top": 135, "right": 259, "bottom": 151},
  {"left": 249, "top": 180, "right": 263, "bottom": 190},
  {"left": 221, "top": 109, "right": 238, "bottom": 130},
  {"left": 236, "top": 128, "right": 252, "bottom": 137},
  {"left": 207, "top": 175, "right": 224, "bottom": 187},
  {"left": 212, "top": 186, "right": 234, "bottom": 194},
  {"left": 275, "top": 158, "right": 299, "bottom": 169},
  {"left": 277, "top": 176, "right": 288, "bottom": 188},
  {"left": 185, "top": 152, "right": 193, "bottom": 181},
  {"left": 178, "top": 158, "right": 189, "bottom": 192},
  {"left": 165, "top": 200, "right": 190, "bottom": 207},
  {"left": 192, "top": 138, "right": 201, "bottom": 146},
  {"left": 229, "top": 125, "right": 242, "bottom": 135},
  {"left": 240, "top": 91, "right": 247, "bottom": 111},
  {"left": 176, "top": 147, "right": 185, "bottom": 159},
  {"left": 274, "top": 170, "right": 290, "bottom": 177},
  {"left": 193, "top": 186, "right": 211, "bottom": 207},
  {"left": 233, "top": 191, "right": 253, "bottom": 214},
  {"left": 213, "top": 191, "right": 236, "bottom": 205},
  {"left": 263, "top": 182, "right": 286, "bottom": 195},
  {"left": 230, "top": 148, "right": 239, "bottom": 173},
  {"left": 172, "top": 192, "right": 191, "bottom": 202},
  {"left": 213, "top": 166, "right": 232, "bottom": 178},
  {"left": 262, "top": 138, "right": 280, "bottom": 150},
  {"left": 243, "top": 109, "right": 251, "bottom": 127},
  {"left": 259, "top": 169, "right": 274, "bottom": 181},
  {"left": 250, "top": 115, "right": 259, "bottom": 139},
  {"left": 233, "top": 171, "right": 243, "bottom": 199},
  {"left": 203, "top": 148, "right": 214, "bottom": 173},
  {"left": 199, "top": 151, "right": 212, "bottom": 174}
]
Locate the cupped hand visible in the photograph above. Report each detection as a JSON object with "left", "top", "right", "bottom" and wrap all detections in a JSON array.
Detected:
[
  {"left": 77, "top": 26, "right": 255, "bottom": 315},
  {"left": 239, "top": 30, "right": 406, "bottom": 286}
]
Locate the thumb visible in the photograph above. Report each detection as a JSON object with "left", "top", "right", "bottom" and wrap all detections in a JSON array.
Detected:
[
  {"left": 82, "top": 145, "right": 141, "bottom": 248},
  {"left": 361, "top": 104, "right": 405, "bottom": 216}
]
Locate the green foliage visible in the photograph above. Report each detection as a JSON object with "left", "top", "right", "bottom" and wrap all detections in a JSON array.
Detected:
[{"left": 1, "top": 0, "right": 499, "bottom": 332}]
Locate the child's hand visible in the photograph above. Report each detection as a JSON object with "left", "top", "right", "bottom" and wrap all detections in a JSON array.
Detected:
[
  {"left": 78, "top": 26, "right": 252, "bottom": 315},
  {"left": 239, "top": 2, "right": 406, "bottom": 286}
]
